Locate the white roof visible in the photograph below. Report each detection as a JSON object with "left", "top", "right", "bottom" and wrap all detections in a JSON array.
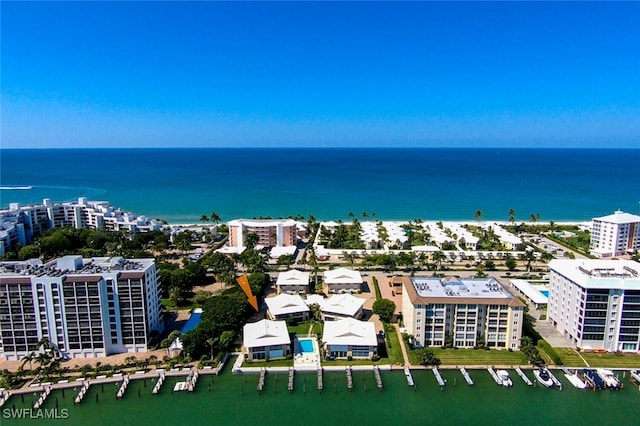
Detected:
[
  {"left": 270, "top": 246, "right": 297, "bottom": 259},
  {"left": 265, "top": 294, "right": 310, "bottom": 316},
  {"left": 243, "top": 319, "right": 291, "bottom": 349},
  {"left": 324, "top": 267, "right": 362, "bottom": 284},
  {"left": 215, "top": 246, "right": 246, "bottom": 255},
  {"left": 549, "top": 259, "right": 640, "bottom": 290},
  {"left": 321, "top": 293, "right": 365, "bottom": 317},
  {"left": 510, "top": 279, "right": 548, "bottom": 305},
  {"left": 411, "top": 245, "right": 441, "bottom": 252},
  {"left": 276, "top": 269, "right": 310, "bottom": 286},
  {"left": 323, "top": 317, "right": 377, "bottom": 347},
  {"left": 593, "top": 210, "right": 640, "bottom": 224},
  {"left": 228, "top": 218, "right": 297, "bottom": 227}
]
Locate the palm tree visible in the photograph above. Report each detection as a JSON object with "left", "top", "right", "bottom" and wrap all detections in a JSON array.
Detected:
[
  {"left": 210, "top": 212, "right": 221, "bottom": 224},
  {"left": 206, "top": 337, "right": 218, "bottom": 361},
  {"left": 200, "top": 214, "right": 209, "bottom": 224},
  {"left": 433, "top": 251, "right": 447, "bottom": 270},
  {"left": 475, "top": 210, "right": 483, "bottom": 222},
  {"left": 508, "top": 209, "right": 516, "bottom": 224},
  {"left": 361, "top": 212, "right": 369, "bottom": 220},
  {"left": 21, "top": 351, "right": 35, "bottom": 373}
]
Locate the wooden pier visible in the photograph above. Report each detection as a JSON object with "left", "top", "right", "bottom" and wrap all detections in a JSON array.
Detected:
[
  {"left": 33, "top": 385, "right": 52, "bottom": 409},
  {"left": 317, "top": 368, "right": 323, "bottom": 391},
  {"left": 432, "top": 367, "right": 446, "bottom": 387},
  {"left": 187, "top": 371, "right": 199, "bottom": 392},
  {"left": 116, "top": 375, "right": 130, "bottom": 399},
  {"left": 515, "top": 368, "right": 533, "bottom": 386},
  {"left": 0, "top": 390, "right": 9, "bottom": 408},
  {"left": 257, "top": 369, "right": 266, "bottom": 392},
  {"left": 547, "top": 369, "right": 562, "bottom": 387},
  {"left": 152, "top": 373, "right": 165, "bottom": 395},
  {"left": 487, "top": 367, "right": 501, "bottom": 385},
  {"left": 288, "top": 367, "right": 294, "bottom": 392},
  {"left": 373, "top": 365, "right": 383, "bottom": 390},
  {"left": 404, "top": 367, "right": 415, "bottom": 387},
  {"left": 345, "top": 366, "right": 353, "bottom": 390},
  {"left": 74, "top": 381, "right": 90, "bottom": 404},
  {"left": 460, "top": 368, "right": 474, "bottom": 385}
]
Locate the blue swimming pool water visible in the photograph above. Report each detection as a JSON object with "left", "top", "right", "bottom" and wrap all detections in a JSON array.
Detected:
[
  {"left": 180, "top": 312, "right": 202, "bottom": 333},
  {"left": 299, "top": 339, "right": 314, "bottom": 353},
  {"left": 540, "top": 290, "right": 549, "bottom": 298}
]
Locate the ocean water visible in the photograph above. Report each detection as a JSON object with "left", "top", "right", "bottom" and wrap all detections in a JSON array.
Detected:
[{"left": 1, "top": 148, "right": 639, "bottom": 223}]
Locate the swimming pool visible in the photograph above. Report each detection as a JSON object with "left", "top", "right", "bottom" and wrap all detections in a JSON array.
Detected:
[
  {"left": 539, "top": 290, "right": 549, "bottom": 298},
  {"left": 299, "top": 338, "right": 314, "bottom": 354}
]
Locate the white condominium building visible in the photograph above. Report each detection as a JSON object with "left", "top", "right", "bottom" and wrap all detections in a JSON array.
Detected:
[
  {"left": 548, "top": 259, "right": 640, "bottom": 352},
  {"left": 590, "top": 210, "right": 640, "bottom": 258},
  {"left": 401, "top": 276, "right": 524, "bottom": 350},
  {"left": 227, "top": 219, "right": 297, "bottom": 248},
  {"left": 0, "top": 197, "right": 162, "bottom": 255},
  {"left": 0, "top": 255, "right": 163, "bottom": 361}
]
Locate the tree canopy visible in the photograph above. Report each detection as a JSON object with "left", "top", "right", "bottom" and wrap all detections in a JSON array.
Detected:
[{"left": 372, "top": 299, "right": 396, "bottom": 323}]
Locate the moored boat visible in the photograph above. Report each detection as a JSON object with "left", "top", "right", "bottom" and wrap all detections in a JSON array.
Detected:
[
  {"left": 533, "top": 368, "right": 555, "bottom": 388},
  {"left": 496, "top": 369, "right": 513, "bottom": 387},
  {"left": 630, "top": 369, "right": 640, "bottom": 384},
  {"left": 596, "top": 369, "right": 621, "bottom": 389}
]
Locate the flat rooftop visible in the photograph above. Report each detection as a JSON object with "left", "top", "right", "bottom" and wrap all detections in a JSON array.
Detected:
[
  {"left": 411, "top": 277, "right": 513, "bottom": 300},
  {"left": 549, "top": 259, "right": 640, "bottom": 290}
]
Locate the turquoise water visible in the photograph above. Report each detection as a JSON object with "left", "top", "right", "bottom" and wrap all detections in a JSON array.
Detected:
[
  {"left": 3, "top": 366, "right": 640, "bottom": 426},
  {"left": 2, "top": 148, "right": 639, "bottom": 222},
  {"left": 299, "top": 339, "right": 314, "bottom": 353}
]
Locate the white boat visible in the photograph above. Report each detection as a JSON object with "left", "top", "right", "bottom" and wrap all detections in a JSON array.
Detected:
[
  {"left": 630, "top": 369, "right": 640, "bottom": 383},
  {"left": 596, "top": 369, "right": 621, "bottom": 389},
  {"left": 173, "top": 381, "right": 187, "bottom": 392},
  {"left": 533, "top": 368, "right": 555, "bottom": 388},
  {"left": 496, "top": 370, "right": 513, "bottom": 387}
]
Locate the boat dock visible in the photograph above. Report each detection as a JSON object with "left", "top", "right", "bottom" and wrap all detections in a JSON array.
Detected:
[
  {"left": 487, "top": 367, "right": 501, "bottom": 385},
  {"left": 152, "top": 373, "right": 165, "bottom": 395},
  {"left": 432, "top": 367, "right": 446, "bottom": 387},
  {"left": 582, "top": 369, "right": 604, "bottom": 390},
  {"left": 460, "top": 368, "right": 474, "bottom": 386},
  {"left": 0, "top": 390, "right": 9, "bottom": 408},
  {"left": 404, "top": 367, "right": 415, "bottom": 387},
  {"left": 317, "top": 368, "right": 323, "bottom": 391},
  {"left": 562, "top": 369, "right": 586, "bottom": 389},
  {"left": 257, "top": 369, "right": 266, "bottom": 392},
  {"left": 287, "top": 367, "right": 294, "bottom": 392},
  {"left": 33, "top": 385, "right": 52, "bottom": 409},
  {"left": 187, "top": 371, "right": 199, "bottom": 392},
  {"left": 373, "top": 365, "right": 383, "bottom": 390},
  {"left": 345, "top": 366, "right": 353, "bottom": 390},
  {"left": 116, "top": 375, "right": 130, "bottom": 399},
  {"left": 515, "top": 367, "right": 533, "bottom": 386},
  {"left": 74, "top": 381, "right": 90, "bottom": 404}
]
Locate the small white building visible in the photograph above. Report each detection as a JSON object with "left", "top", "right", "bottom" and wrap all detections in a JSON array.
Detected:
[
  {"left": 242, "top": 319, "right": 291, "bottom": 361},
  {"left": 324, "top": 267, "right": 362, "bottom": 293},
  {"left": 320, "top": 293, "right": 365, "bottom": 321},
  {"left": 276, "top": 269, "right": 310, "bottom": 294},
  {"left": 322, "top": 317, "right": 378, "bottom": 359},
  {"left": 265, "top": 294, "right": 310, "bottom": 322}
]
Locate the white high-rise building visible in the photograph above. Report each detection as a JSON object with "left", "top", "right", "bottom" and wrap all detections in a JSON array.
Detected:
[
  {"left": 590, "top": 210, "right": 640, "bottom": 258},
  {"left": 548, "top": 259, "right": 640, "bottom": 352},
  {"left": 0, "top": 256, "right": 163, "bottom": 360}
]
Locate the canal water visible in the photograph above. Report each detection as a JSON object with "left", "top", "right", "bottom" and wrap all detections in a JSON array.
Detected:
[{"left": 3, "top": 364, "right": 639, "bottom": 425}]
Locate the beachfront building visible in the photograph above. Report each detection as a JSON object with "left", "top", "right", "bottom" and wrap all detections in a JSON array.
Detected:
[
  {"left": 242, "top": 319, "right": 291, "bottom": 361},
  {"left": 0, "top": 255, "right": 163, "bottom": 361},
  {"left": 320, "top": 293, "right": 365, "bottom": 321},
  {"left": 276, "top": 269, "right": 310, "bottom": 294},
  {"left": 322, "top": 317, "right": 378, "bottom": 359},
  {"left": 227, "top": 219, "right": 298, "bottom": 248},
  {"left": 0, "top": 198, "right": 163, "bottom": 254},
  {"left": 590, "top": 210, "right": 640, "bottom": 258},
  {"left": 547, "top": 259, "right": 640, "bottom": 352},
  {"left": 480, "top": 223, "right": 523, "bottom": 250},
  {"left": 401, "top": 276, "right": 525, "bottom": 349},
  {"left": 323, "top": 267, "right": 362, "bottom": 293},
  {"left": 265, "top": 294, "right": 310, "bottom": 322},
  {"left": 510, "top": 279, "right": 548, "bottom": 310}
]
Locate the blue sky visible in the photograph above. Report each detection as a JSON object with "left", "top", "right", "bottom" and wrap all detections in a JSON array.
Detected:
[{"left": 2, "top": 1, "right": 639, "bottom": 149}]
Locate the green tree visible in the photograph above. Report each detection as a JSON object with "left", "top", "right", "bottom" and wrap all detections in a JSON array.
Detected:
[
  {"left": 18, "top": 245, "right": 40, "bottom": 260},
  {"left": 505, "top": 258, "right": 518, "bottom": 271},
  {"left": 219, "top": 330, "right": 235, "bottom": 352},
  {"left": 432, "top": 251, "right": 446, "bottom": 270},
  {"left": 415, "top": 348, "right": 441, "bottom": 366},
  {"left": 508, "top": 208, "right": 516, "bottom": 224},
  {"left": 210, "top": 212, "right": 222, "bottom": 224},
  {"left": 474, "top": 210, "right": 483, "bottom": 222},
  {"left": 200, "top": 215, "right": 209, "bottom": 224},
  {"left": 372, "top": 299, "right": 396, "bottom": 323}
]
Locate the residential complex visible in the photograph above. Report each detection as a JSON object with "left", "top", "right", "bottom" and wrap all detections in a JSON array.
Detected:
[
  {"left": 547, "top": 259, "right": 640, "bottom": 352},
  {"left": 242, "top": 319, "right": 291, "bottom": 361},
  {"left": 0, "top": 255, "right": 163, "bottom": 361},
  {"left": 323, "top": 267, "right": 362, "bottom": 293},
  {"left": 590, "top": 210, "right": 640, "bottom": 258},
  {"left": 275, "top": 269, "right": 310, "bottom": 294},
  {"left": 0, "top": 198, "right": 162, "bottom": 255},
  {"left": 322, "top": 317, "right": 378, "bottom": 359},
  {"left": 401, "top": 276, "right": 525, "bottom": 349},
  {"left": 227, "top": 219, "right": 298, "bottom": 248}
]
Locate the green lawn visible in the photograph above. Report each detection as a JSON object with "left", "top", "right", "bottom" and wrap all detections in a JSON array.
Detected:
[
  {"left": 407, "top": 347, "right": 528, "bottom": 366},
  {"left": 580, "top": 352, "right": 640, "bottom": 368},
  {"left": 384, "top": 326, "right": 405, "bottom": 365},
  {"left": 242, "top": 358, "right": 293, "bottom": 368},
  {"left": 288, "top": 321, "right": 322, "bottom": 336},
  {"left": 554, "top": 348, "right": 588, "bottom": 367}
]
